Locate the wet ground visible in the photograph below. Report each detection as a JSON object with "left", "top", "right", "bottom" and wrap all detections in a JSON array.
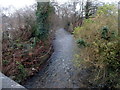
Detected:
[{"left": 24, "top": 28, "right": 82, "bottom": 88}]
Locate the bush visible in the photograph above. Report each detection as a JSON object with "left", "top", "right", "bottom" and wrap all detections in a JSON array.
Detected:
[
  {"left": 3, "top": 60, "right": 10, "bottom": 66},
  {"left": 73, "top": 4, "right": 119, "bottom": 88},
  {"left": 101, "top": 26, "right": 109, "bottom": 40},
  {"left": 77, "top": 38, "right": 87, "bottom": 47}
]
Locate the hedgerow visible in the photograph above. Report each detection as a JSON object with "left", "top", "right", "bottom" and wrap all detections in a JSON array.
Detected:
[{"left": 73, "top": 4, "right": 120, "bottom": 88}]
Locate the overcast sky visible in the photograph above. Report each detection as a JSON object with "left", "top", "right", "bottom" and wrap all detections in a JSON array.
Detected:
[{"left": 0, "top": 0, "right": 119, "bottom": 9}]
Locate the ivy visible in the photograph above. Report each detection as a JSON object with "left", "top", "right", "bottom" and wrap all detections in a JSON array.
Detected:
[{"left": 35, "top": 2, "right": 54, "bottom": 40}]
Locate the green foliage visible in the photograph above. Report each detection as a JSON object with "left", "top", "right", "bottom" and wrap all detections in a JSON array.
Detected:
[
  {"left": 73, "top": 54, "right": 83, "bottom": 68},
  {"left": 74, "top": 26, "right": 83, "bottom": 31},
  {"left": 3, "top": 60, "right": 10, "bottom": 66},
  {"left": 15, "top": 61, "right": 27, "bottom": 83},
  {"left": 77, "top": 38, "right": 87, "bottom": 47},
  {"left": 91, "top": 38, "right": 120, "bottom": 87},
  {"left": 97, "top": 4, "right": 116, "bottom": 15},
  {"left": 104, "top": 42, "right": 119, "bottom": 70},
  {"left": 31, "top": 37, "right": 39, "bottom": 48},
  {"left": 73, "top": 3, "right": 119, "bottom": 88},
  {"left": 36, "top": 2, "right": 54, "bottom": 40},
  {"left": 73, "top": 26, "right": 83, "bottom": 35},
  {"left": 31, "top": 23, "right": 37, "bottom": 37},
  {"left": 101, "top": 26, "right": 109, "bottom": 40},
  {"left": 84, "top": 18, "right": 95, "bottom": 23}
]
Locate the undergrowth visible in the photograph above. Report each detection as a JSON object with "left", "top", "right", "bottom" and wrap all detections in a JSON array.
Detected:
[{"left": 73, "top": 4, "right": 120, "bottom": 88}]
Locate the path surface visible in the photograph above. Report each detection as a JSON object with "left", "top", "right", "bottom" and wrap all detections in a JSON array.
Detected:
[{"left": 24, "top": 28, "right": 81, "bottom": 88}]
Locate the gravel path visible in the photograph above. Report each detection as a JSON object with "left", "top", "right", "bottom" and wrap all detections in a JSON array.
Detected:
[{"left": 24, "top": 28, "right": 81, "bottom": 88}]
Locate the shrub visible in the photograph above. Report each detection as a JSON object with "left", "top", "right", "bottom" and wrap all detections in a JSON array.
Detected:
[
  {"left": 3, "top": 60, "right": 10, "bottom": 66},
  {"left": 73, "top": 4, "right": 119, "bottom": 88},
  {"left": 77, "top": 38, "right": 87, "bottom": 47},
  {"left": 15, "top": 61, "right": 27, "bottom": 83},
  {"left": 101, "top": 26, "right": 109, "bottom": 40}
]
